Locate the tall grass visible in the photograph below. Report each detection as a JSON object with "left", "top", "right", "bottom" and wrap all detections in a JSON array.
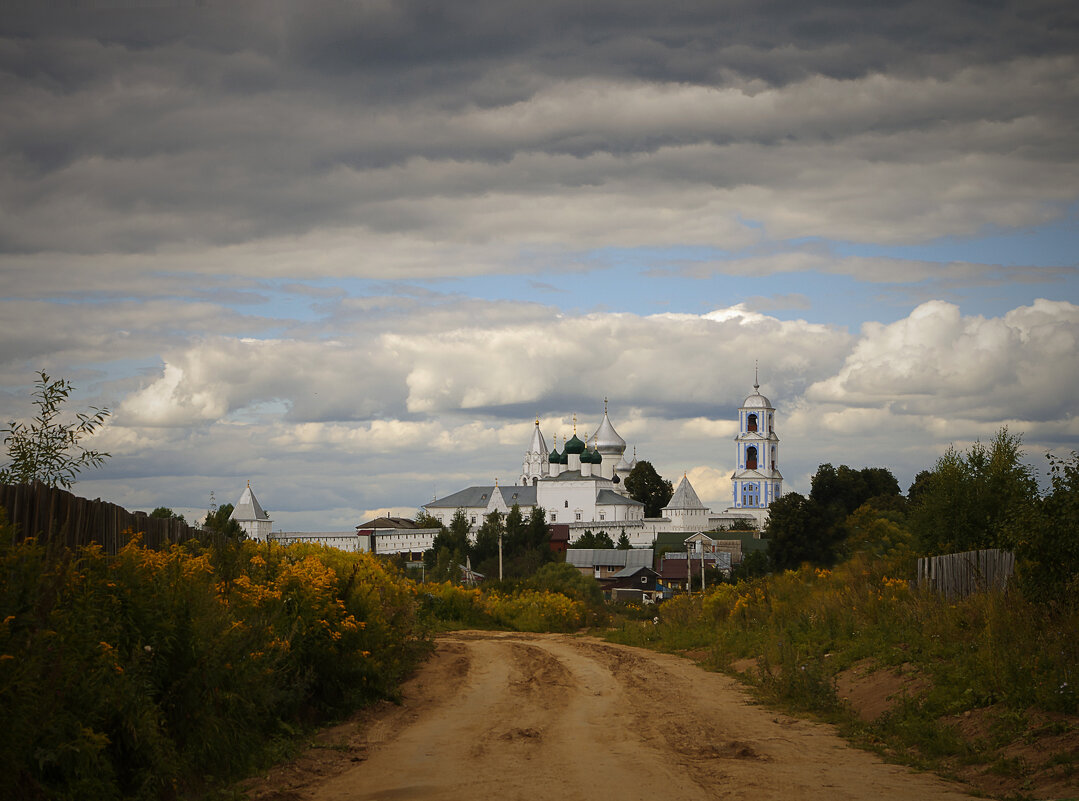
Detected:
[
  {"left": 0, "top": 526, "right": 429, "bottom": 800},
  {"left": 420, "top": 583, "right": 600, "bottom": 632},
  {"left": 419, "top": 561, "right": 609, "bottom": 632},
  {"left": 608, "top": 553, "right": 1078, "bottom": 727}
]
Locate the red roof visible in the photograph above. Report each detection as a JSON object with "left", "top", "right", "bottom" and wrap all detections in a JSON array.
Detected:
[
  {"left": 547, "top": 524, "right": 571, "bottom": 543},
  {"left": 659, "top": 560, "right": 691, "bottom": 580}
]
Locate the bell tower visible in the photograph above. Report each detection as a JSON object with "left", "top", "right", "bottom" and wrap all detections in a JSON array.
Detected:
[{"left": 731, "top": 366, "right": 783, "bottom": 523}]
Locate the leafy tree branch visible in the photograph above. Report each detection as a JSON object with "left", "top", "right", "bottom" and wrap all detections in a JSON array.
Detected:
[{"left": 0, "top": 371, "right": 110, "bottom": 488}]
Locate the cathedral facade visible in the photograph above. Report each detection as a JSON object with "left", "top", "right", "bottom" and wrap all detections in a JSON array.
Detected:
[
  {"left": 233, "top": 381, "right": 785, "bottom": 554},
  {"left": 425, "top": 402, "right": 650, "bottom": 543},
  {"left": 424, "top": 379, "right": 784, "bottom": 544}
]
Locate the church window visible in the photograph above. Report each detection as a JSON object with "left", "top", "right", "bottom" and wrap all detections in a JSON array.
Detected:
[
  {"left": 576, "top": 512, "right": 581, "bottom": 521},
  {"left": 599, "top": 512, "right": 605, "bottom": 521},
  {"left": 771, "top": 446, "right": 776, "bottom": 466},
  {"left": 746, "top": 446, "right": 758, "bottom": 470},
  {"left": 551, "top": 513, "right": 556, "bottom": 522},
  {"left": 471, "top": 515, "right": 476, "bottom": 524},
  {"left": 565, "top": 500, "right": 569, "bottom": 508},
  {"left": 747, "top": 413, "right": 758, "bottom": 432}
]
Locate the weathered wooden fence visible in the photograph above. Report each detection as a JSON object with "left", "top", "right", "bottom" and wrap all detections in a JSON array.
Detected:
[
  {"left": 916, "top": 548, "right": 1015, "bottom": 598},
  {"left": 0, "top": 482, "right": 220, "bottom": 554}
]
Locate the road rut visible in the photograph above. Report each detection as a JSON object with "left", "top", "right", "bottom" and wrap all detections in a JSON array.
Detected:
[{"left": 247, "top": 631, "right": 979, "bottom": 801}]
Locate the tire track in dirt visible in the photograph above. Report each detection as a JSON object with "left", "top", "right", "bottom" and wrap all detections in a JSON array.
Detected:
[{"left": 246, "top": 631, "right": 982, "bottom": 801}]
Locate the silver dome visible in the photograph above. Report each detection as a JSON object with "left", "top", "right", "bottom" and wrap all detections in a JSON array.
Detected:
[
  {"left": 590, "top": 400, "right": 626, "bottom": 456},
  {"left": 742, "top": 391, "right": 773, "bottom": 409}
]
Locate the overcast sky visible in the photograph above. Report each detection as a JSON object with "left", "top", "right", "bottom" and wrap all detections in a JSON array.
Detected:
[{"left": 1, "top": 1, "right": 1077, "bottom": 530}]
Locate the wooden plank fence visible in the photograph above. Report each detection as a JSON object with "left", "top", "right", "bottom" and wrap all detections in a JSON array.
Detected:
[
  {"left": 0, "top": 481, "right": 224, "bottom": 554},
  {"left": 916, "top": 548, "right": 1015, "bottom": 598}
]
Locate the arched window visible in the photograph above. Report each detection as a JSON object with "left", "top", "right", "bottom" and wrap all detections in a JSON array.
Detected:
[
  {"left": 746, "top": 446, "right": 758, "bottom": 470},
  {"left": 771, "top": 446, "right": 776, "bottom": 467},
  {"left": 565, "top": 500, "right": 569, "bottom": 508},
  {"left": 747, "top": 413, "right": 758, "bottom": 432}
]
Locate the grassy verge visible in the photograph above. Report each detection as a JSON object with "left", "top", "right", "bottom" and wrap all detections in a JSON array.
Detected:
[{"left": 605, "top": 554, "right": 1078, "bottom": 799}]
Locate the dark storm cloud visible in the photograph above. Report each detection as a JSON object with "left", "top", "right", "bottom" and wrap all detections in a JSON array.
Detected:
[
  {"left": 1, "top": 0, "right": 1077, "bottom": 264},
  {"left": 13, "top": 2, "right": 1078, "bottom": 82}
]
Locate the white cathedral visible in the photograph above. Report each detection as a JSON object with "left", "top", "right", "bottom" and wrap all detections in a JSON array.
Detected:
[
  {"left": 230, "top": 380, "right": 785, "bottom": 551},
  {"left": 422, "top": 381, "right": 784, "bottom": 546}
]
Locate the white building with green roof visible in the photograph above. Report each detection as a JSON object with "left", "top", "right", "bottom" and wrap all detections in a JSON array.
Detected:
[{"left": 427, "top": 401, "right": 649, "bottom": 544}]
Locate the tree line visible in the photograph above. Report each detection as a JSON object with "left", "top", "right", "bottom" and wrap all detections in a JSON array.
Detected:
[{"left": 762, "top": 428, "right": 1079, "bottom": 602}]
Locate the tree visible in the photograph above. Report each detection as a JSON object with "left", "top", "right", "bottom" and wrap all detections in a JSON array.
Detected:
[
  {"left": 625, "top": 461, "right": 673, "bottom": 518},
  {"left": 447, "top": 507, "right": 471, "bottom": 546},
  {"left": 425, "top": 508, "right": 472, "bottom": 580},
  {"left": 730, "top": 549, "right": 771, "bottom": 581},
  {"left": 616, "top": 530, "right": 632, "bottom": 549},
  {"left": 908, "top": 428, "right": 1037, "bottom": 554},
  {"left": 150, "top": 507, "right": 186, "bottom": 525},
  {"left": 843, "top": 505, "right": 914, "bottom": 565},
  {"left": 906, "top": 470, "right": 935, "bottom": 505},
  {"left": 810, "top": 463, "right": 901, "bottom": 517},
  {"left": 0, "top": 371, "right": 110, "bottom": 488},
  {"left": 503, "top": 504, "right": 526, "bottom": 552},
  {"left": 524, "top": 562, "right": 604, "bottom": 606},
  {"left": 203, "top": 503, "right": 244, "bottom": 539},
  {"left": 414, "top": 510, "right": 443, "bottom": 530},
  {"left": 1016, "top": 451, "right": 1079, "bottom": 602},
  {"left": 765, "top": 493, "right": 830, "bottom": 569},
  {"left": 473, "top": 510, "right": 503, "bottom": 567},
  {"left": 525, "top": 505, "right": 548, "bottom": 551},
  {"left": 765, "top": 462, "right": 905, "bottom": 568},
  {"left": 570, "top": 530, "right": 615, "bottom": 549}
]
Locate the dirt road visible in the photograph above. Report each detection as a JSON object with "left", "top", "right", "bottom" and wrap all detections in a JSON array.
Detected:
[{"left": 247, "top": 631, "right": 979, "bottom": 801}]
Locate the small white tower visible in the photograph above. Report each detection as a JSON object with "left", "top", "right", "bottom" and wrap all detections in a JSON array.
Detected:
[
  {"left": 230, "top": 481, "right": 273, "bottom": 541},
  {"left": 730, "top": 368, "right": 783, "bottom": 526},
  {"left": 664, "top": 473, "right": 710, "bottom": 531},
  {"left": 520, "top": 417, "right": 549, "bottom": 486}
]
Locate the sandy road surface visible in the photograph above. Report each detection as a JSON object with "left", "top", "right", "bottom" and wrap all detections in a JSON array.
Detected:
[{"left": 249, "top": 631, "right": 979, "bottom": 801}]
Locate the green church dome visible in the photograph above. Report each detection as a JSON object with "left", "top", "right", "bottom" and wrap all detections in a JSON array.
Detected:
[{"left": 564, "top": 433, "right": 586, "bottom": 455}]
